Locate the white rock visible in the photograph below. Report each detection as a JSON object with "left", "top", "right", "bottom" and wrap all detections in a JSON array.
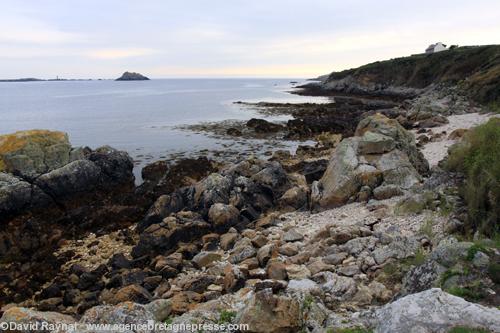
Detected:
[{"left": 368, "top": 288, "right": 500, "bottom": 333}]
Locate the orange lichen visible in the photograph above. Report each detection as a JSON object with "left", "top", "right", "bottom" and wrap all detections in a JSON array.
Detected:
[{"left": 0, "top": 129, "right": 69, "bottom": 171}]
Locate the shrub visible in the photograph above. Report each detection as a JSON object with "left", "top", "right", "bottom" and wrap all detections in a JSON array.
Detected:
[
  {"left": 448, "top": 326, "right": 491, "bottom": 333},
  {"left": 218, "top": 310, "right": 236, "bottom": 324},
  {"left": 327, "top": 328, "right": 373, "bottom": 333},
  {"left": 420, "top": 219, "right": 435, "bottom": 239},
  {"left": 466, "top": 244, "right": 489, "bottom": 261},
  {"left": 446, "top": 286, "right": 486, "bottom": 301},
  {"left": 445, "top": 118, "right": 500, "bottom": 237},
  {"left": 488, "top": 262, "right": 500, "bottom": 284}
]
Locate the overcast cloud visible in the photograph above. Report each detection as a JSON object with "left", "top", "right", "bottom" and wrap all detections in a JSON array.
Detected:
[{"left": 0, "top": 0, "right": 499, "bottom": 78}]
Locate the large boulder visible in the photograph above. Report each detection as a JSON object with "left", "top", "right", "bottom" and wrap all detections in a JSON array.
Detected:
[
  {"left": 1, "top": 302, "right": 162, "bottom": 333},
  {"left": 355, "top": 113, "right": 429, "bottom": 175},
  {"left": 312, "top": 114, "right": 428, "bottom": 209},
  {"left": 0, "top": 307, "right": 75, "bottom": 332},
  {"left": 365, "top": 288, "right": 500, "bottom": 333},
  {"left": 0, "top": 130, "right": 72, "bottom": 179},
  {"left": 236, "top": 289, "right": 301, "bottom": 333},
  {"left": 132, "top": 211, "right": 211, "bottom": 258},
  {"left": 0, "top": 172, "right": 52, "bottom": 219}
]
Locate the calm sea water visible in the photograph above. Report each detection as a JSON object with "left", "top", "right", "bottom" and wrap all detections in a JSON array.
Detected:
[{"left": 0, "top": 78, "right": 329, "bottom": 180}]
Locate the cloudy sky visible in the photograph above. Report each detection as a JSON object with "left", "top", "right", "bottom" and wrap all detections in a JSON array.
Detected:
[{"left": 1, "top": 0, "right": 499, "bottom": 79}]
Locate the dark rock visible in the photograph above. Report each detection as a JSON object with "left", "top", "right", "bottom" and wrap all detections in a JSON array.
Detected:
[
  {"left": 141, "top": 160, "right": 169, "bottom": 183},
  {"left": 246, "top": 118, "right": 284, "bottom": 133},
  {"left": 226, "top": 128, "right": 242, "bottom": 136},
  {"left": 143, "top": 276, "right": 163, "bottom": 292},
  {"left": 224, "top": 264, "right": 246, "bottom": 293},
  {"left": 115, "top": 71, "right": 149, "bottom": 81},
  {"left": 77, "top": 272, "right": 98, "bottom": 290},
  {"left": 132, "top": 212, "right": 210, "bottom": 258},
  {"left": 113, "top": 284, "right": 152, "bottom": 304},
  {"left": 109, "top": 253, "right": 132, "bottom": 270}
]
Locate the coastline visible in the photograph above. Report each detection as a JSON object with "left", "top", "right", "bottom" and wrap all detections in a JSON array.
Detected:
[{"left": 1, "top": 47, "right": 500, "bottom": 332}]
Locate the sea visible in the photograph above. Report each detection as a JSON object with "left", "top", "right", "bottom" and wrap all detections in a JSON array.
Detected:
[{"left": 0, "top": 78, "right": 330, "bottom": 181}]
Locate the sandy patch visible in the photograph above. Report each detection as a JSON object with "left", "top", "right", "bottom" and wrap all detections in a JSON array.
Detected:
[{"left": 417, "top": 112, "right": 498, "bottom": 166}]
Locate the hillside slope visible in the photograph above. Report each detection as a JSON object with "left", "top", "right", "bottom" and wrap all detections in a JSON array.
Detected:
[{"left": 317, "top": 45, "right": 500, "bottom": 104}]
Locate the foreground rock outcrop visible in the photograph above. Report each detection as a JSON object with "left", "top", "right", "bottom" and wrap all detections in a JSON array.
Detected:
[
  {"left": 0, "top": 131, "right": 146, "bottom": 307},
  {"left": 0, "top": 130, "right": 73, "bottom": 179},
  {"left": 364, "top": 288, "right": 500, "bottom": 332},
  {"left": 311, "top": 113, "right": 428, "bottom": 209},
  {"left": 0, "top": 81, "right": 498, "bottom": 332}
]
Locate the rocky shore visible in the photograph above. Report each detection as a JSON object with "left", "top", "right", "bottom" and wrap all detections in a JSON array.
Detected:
[{"left": 1, "top": 47, "right": 500, "bottom": 332}]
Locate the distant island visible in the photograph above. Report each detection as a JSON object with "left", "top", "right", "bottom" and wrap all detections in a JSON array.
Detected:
[{"left": 115, "top": 71, "right": 150, "bottom": 81}]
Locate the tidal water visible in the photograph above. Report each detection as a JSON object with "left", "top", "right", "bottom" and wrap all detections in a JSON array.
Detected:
[{"left": 0, "top": 78, "right": 329, "bottom": 180}]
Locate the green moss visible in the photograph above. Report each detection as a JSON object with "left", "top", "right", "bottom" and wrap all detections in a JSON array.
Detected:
[
  {"left": 448, "top": 326, "right": 491, "bottom": 333},
  {"left": 164, "top": 317, "right": 173, "bottom": 325}
]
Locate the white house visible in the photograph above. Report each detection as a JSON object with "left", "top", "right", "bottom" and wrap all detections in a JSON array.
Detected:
[{"left": 425, "top": 42, "right": 447, "bottom": 54}]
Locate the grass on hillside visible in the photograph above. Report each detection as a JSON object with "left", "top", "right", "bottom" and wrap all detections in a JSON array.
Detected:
[{"left": 445, "top": 118, "right": 500, "bottom": 237}]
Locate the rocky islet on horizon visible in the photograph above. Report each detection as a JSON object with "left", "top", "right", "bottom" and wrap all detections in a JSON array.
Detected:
[
  {"left": 115, "top": 71, "right": 150, "bottom": 81},
  {"left": 0, "top": 45, "right": 500, "bottom": 332}
]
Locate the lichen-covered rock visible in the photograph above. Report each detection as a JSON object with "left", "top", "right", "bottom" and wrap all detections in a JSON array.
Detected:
[
  {"left": 0, "top": 307, "right": 75, "bottom": 333},
  {"left": 312, "top": 114, "right": 427, "bottom": 209},
  {"left": 355, "top": 113, "right": 429, "bottom": 175},
  {"left": 80, "top": 302, "right": 156, "bottom": 332},
  {"left": 0, "top": 130, "right": 71, "bottom": 178},
  {"left": 208, "top": 203, "right": 239, "bottom": 230},
  {"left": 365, "top": 288, "right": 500, "bottom": 333},
  {"left": 236, "top": 289, "right": 301, "bottom": 333},
  {"left": 357, "top": 131, "right": 395, "bottom": 154}
]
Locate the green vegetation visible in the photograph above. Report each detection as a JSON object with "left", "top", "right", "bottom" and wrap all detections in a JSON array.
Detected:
[
  {"left": 466, "top": 244, "right": 489, "bottom": 261},
  {"left": 445, "top": 118, "right": 500, "bottom": 237},
  {"left": 438, "top": 196, "right": 454, "bottom": 216},
  {"left": 327, "top": 327, "right": 373, "bottom": 333},
  {"left": 440, "top": 269, "right": 462, "bottom": 287},
  {"left": 303, "top": 294, "right": 314, "bottom": 311},
  {"left": 446, "top": 284, "right": 487, "bottom": 302},
  {"left": 377, "top": 249, "right": 427, "bottom": 284},
  {"left": 448, "top": 326, "right": 491, "bottom": 333},
  {"left": 486, "top": 101, "right": 500, "bottom": 114},
  {"left": 488, "top": 262, "right": 500, "bottom": 284},
  {"left": 409, "top": 248, "right": 427, "bottom": 266},
  {"left": 420, "top": 219, "right": 435, "bottom": 239},
  {"left": 218, "top": 310, "right": 236, "bottom": 324},
  {"left": 326, "top": 45, "right": 500, "bottom": 104},
  {"left": 164, "top": 317, "right": 173, "bottom": 325}
]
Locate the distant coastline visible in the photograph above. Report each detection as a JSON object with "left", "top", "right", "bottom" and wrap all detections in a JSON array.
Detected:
[{"left": 0, "top": 78, "right": 97, "bottom": 82}]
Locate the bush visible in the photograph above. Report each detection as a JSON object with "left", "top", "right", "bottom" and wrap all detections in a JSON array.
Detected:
[
  {"left": 445, "top": 118, "right": 500, "bottom": 236},
  {"left": 448, "top": 326, "right": 491, "bottom": 333}
]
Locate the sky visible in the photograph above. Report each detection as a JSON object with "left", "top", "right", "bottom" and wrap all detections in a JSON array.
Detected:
[{"left": 0, "top": 0, "right": 499, "bottom": 79}]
